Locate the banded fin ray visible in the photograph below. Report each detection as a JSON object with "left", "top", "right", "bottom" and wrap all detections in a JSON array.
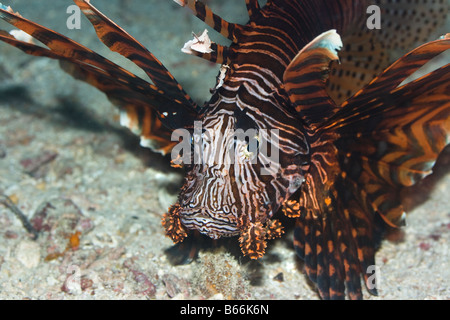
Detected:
[
  {"left": 0, "top": 4, "right": 196, "bottom": 154},
  {"left": 245, "top": 0, "right": 261, "bottom": 19},
  {"left": 73, "top": 0, "right": 197, "bottom": 109},
  {"left": 174, "top": 0, "right": 245, "bottom": 43},
  {"left": 327, "top": 0, "right": 449, "bottom": 104},
  {"left": 0, "top": 4, "right": 137, "bottom": 80}
]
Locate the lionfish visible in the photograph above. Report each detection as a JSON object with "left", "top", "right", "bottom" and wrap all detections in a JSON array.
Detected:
[{"left": 0, "top": 0, "right": 449, "bottom": 299}]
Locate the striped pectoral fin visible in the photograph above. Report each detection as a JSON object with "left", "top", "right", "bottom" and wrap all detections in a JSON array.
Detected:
[
  {"left": 336, "top": 182, "right": 380, "bottom": 298},
  {"left": 163, "top": 204, "right": 188, "bottom": 244},
  {"left": 283, "top": 30, "right": 343, "bottom": 128},
  {"left": 371, "top": 0, "right": 448, "bottom": 56},
  {"left": 73, "top": 0, "right": 197, "bottom": 109},
  {"left": 238, "top": 219, "right": 285, "bottom": 260},
  {"left": 59, "top": 60, "right": 191, "bottom": 154},
  {"left": 335, "top": 91, "right": 450, "bottom": 227},
  {"left": 119, "top": 105, "right": 176, "bottom": 155},
  {"left": 328, "top": 0, "right": 448, "bottom": 104},
  {"left": 328, "top": 37, "right": 450, "bottom": 227},
  {"left": 327, "top": 31, "right": 389, "bottom": 104},
  {"left": 289, "top": 136, "right": 380, "bottom": 299},
  {"left": 174, "top": 0, "right": 244, "bottom": 43}
]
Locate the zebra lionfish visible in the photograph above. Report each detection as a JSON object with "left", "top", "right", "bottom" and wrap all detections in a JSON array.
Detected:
[{"left": 0, "top": 0, "right": 449, "bottom": 299}]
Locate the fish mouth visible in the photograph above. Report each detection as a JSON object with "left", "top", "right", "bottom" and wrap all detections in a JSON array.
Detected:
[{"left": 179, "top": 208, "right": 239, "bottom": 239}]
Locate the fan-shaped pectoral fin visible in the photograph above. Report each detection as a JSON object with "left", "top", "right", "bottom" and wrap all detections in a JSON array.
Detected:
[{"left": 283, "top": 30, "right": 343, "bottom": 128}]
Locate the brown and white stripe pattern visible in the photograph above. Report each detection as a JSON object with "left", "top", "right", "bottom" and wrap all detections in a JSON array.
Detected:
[{"left": 1, "top": 0, "right": 448, "bottom": 300}]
